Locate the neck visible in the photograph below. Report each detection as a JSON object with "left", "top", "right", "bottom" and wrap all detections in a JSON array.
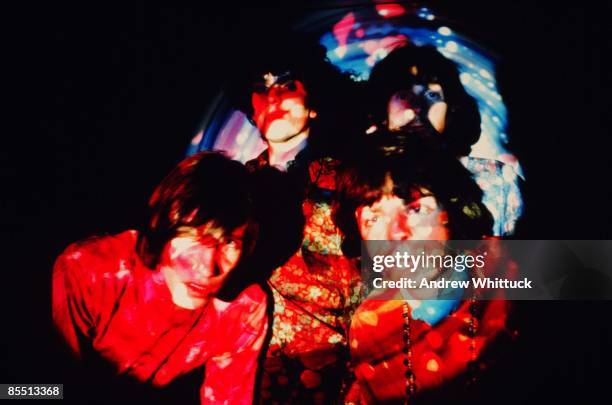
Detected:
[{"left": 267, "top": 130, "right": 309, "bottom": 170}]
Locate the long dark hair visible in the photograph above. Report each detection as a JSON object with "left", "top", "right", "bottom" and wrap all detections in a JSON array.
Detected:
[
  {"left": 367, "top": 44, "right": 481, "bottom": 157},
  {"left": 136, "top": 151, "right": 305, "bottom": 298},
  {"left": 335, "top": 138, "right": 493, "bottom": 257},
  {"left": 136, "top": 152, "right": 253, "bottom": 268},
  {"left": 226, "top": 31, "right": 367, "bottom": 161}
]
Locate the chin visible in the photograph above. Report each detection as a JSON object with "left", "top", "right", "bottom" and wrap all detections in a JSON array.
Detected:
[
  {"left": 265, "top": 120, "right": 302, "bottom": 142},
  {"left": 266, "top": 132, "right": 298, "bottom": 143},
  {"left": 171, "top": 294, "right": 207, "bottom": 310},
  {"left": 265, "top": 133, "right": 289, "bottom": 143}
]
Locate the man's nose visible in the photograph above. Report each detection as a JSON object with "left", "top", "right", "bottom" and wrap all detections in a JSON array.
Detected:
[
  {"left": 390, "top": 215, "right": 412, "bottom": 241},
  {"left": 195, "top": 247, "right": 217, "bottom": 278}
]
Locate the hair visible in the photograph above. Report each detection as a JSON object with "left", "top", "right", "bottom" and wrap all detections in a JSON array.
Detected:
[
  {"left": 137, "top": 151, "right": 253, "bottom": 268},
  {"left": 136, "top": 151, "right": 304, "bottom": 295},
  {"left": 216, "top": 164, "right": 305, "bottom": 301},
  {"left": 367, "top": 44, "right": 481, "bottom": 156},
  {"left": 334, "top": 136, "right": 493, "bottom": 257},
  {"left": 226, "top": 30, "right": 367, "bottom": 161}
]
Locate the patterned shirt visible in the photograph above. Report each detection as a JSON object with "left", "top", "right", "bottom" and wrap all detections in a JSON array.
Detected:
[{"left": 247, "top": 151, "right": 364, "bottom": 403}]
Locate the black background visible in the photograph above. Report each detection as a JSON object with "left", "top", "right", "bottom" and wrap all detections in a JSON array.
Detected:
[{"left": 3, "top": 1, "right": 611, "bottom": 403}]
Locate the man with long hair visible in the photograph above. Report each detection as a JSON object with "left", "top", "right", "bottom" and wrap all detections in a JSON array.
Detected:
[{"left": 52, "top": 152, "right": 303, "bottom": 404}]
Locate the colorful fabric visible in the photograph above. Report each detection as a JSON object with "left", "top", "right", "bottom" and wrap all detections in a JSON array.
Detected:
[
  {"left": 52, "top": 230, "right": 267, "bottom": 405},
  {"left": 247, "top": 152, "right": 364, "bottom": 403},
  {"left": 460, "top": 156, "right": 523, "bottom": 236},
  {"left": 346, "top": 298, "right": 510, "bottom": 403},
  {"left": 262, "top": 250, "right": 362, "bottom": 404},
  {"left": 302, "top": 200, "right": 343, "bottom": 256}
]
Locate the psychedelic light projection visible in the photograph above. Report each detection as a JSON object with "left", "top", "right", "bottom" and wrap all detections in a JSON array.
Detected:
[
  {"left": 186, "top": 94, "right": 267, "bottom": 164},
  {"left": 187, "top": 2, "right": 522, "bottom": 178},
  {"left": 313, "top": 3, "right": 522, "bottom": 177}
]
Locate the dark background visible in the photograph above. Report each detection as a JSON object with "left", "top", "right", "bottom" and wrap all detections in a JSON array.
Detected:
[{"left": 3, "top": 1, "right": 611, "bottom": 403}]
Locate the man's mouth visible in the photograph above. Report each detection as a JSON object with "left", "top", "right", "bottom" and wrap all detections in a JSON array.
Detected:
[{"left": 186, "top": 282, "right": 210, "bottom": 297}]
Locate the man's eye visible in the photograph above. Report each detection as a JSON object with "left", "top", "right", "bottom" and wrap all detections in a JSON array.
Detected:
[
  {"left": 410, "top": 203, "right": 435, "bottom": 216},
  {"left": 365, "top": 216, "right": 380, "bottom": 227},
  {"left": 407, "top": 205, "right": 421, "bottom": 214},
  {"left": 224, "top": 239, "right": 242, "bottom": 250},
  {"left": 424, "top": 90, "right": 443, "bottom": 102}
]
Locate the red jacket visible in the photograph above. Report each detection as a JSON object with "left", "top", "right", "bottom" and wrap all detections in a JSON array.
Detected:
[{"left": 52, "top": 230, "right": 267, "bottom": 404}]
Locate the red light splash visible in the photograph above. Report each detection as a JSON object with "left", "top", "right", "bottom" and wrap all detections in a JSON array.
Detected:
[
  {"left": 332, "top": 12, "right": 355, "bottom": 58},
  {"left": 375, "top": 3, "right": 406, "bottom": 19}
]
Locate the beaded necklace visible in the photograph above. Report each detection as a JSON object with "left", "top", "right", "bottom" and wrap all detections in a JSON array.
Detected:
[
  {"left": 401, "top": 296, "right": 480, "bottom": 403},
  {"left": 402, "top": 302, "right": 416, "bottom": 401}
]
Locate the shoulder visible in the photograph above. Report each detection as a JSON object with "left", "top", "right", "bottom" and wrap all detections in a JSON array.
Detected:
[
  {"left": 307, "top": 157, "right": 340, "bottom": 191},
  {"left": 213, "top": 284, "right": 267, "bottom": 316},
  {"left": 213, "top": 284, "right": 268, "bottom": 333},
  {"left": 459, "top": 156, "right": 523, "bottom": 193},
  {"left": 54, "top": 230, "right": 140, "bottom": 283},
  {"left": 460, "top": 156, "right": 522, "bottom": 181},
  {"left": 245, "top": 150, "right": 270, "bottom": 172},
  {"left": 460, "top": 156, "right": 504, "bottom": 174}
]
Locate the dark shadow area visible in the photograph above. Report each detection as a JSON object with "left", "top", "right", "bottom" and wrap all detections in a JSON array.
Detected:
[{"left": 3, "top": 1, "right": 611, "bottom": 403}]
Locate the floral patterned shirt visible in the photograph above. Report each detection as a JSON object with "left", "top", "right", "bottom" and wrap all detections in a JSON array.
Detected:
[
  {"left": 247, "top": 152, "right": 364, "bottom": 403},
  {"left": 262, "top": 250, "right": 362, "bottom": 403}
]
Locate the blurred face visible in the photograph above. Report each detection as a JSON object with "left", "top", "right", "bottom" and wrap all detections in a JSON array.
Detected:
[
  {"left": 160, "top": 222, "right": 246, "bottom": 309},
  {"left": 387, "top": 83, "right": 447, "bottom": 133},
  {"left": 356, "top": 188, "right": 449, "bottom": 241},
  {"left": 251, "top": 76, "right": 316, "bottom": 143}
]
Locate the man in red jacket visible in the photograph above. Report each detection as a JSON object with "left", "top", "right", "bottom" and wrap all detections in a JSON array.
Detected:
[{"left": 52, "top": 152, "right": 302, "bottom": 404}]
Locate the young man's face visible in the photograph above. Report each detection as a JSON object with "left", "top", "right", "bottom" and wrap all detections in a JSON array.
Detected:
[
  {"left": 160, "top": 221, "right": 246, "bottom": 309},
  {"left": 356, "top": 189, "right": 449, "bottom": 241},
  {"left": 387, "top": 82, "right": 447, "bottom": 133},
  {"left": 251, "top": 77, "right": 315, "bottom": 143}
]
